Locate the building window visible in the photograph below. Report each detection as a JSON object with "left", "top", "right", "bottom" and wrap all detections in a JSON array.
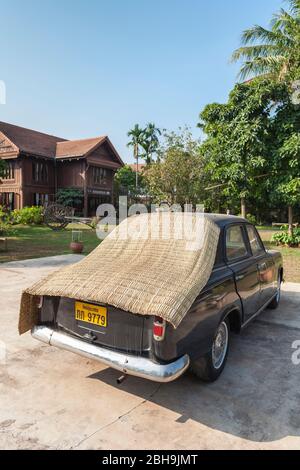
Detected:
[
  {"left": 2, "top": 161, "right": 15, "bottom": 179},
  {"left": 34, "top": 193, "right": 49, "bottom": 206},
  {"left": 92, "top": 166, "right": 107, "bottom": 185},
  {"left": 32, "top": 161, "right": 49, "bottom": 183},
  {"left": 0, "top": 192, "right": 15, "bottom": 210},
  {"left": 88, "top": 194, "right": 111, "bottom": 216}
]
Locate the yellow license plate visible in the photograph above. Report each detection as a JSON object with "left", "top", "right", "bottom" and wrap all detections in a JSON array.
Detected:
[{"left": 75, "top": 301, "right": 107, "bottom": 327}]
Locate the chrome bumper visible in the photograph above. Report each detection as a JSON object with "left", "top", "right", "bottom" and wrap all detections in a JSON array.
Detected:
[{"left": 31, "top": 326, "right": 190, "bottom": 383}]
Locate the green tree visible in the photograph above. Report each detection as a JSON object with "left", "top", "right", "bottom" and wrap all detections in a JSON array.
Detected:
[
  {"left": 231, "top": 0, "right": 300, "bottom": 232},
  {"left": 141, "top": 123, "right": 161, "bottom": 164},
  {"left": 144, "top": 128, "right": 205, "bottom": 206},
  {"left": 114, "top": 165, "right": 138, "bottom": 194},
  {"left": 270, "top": 89, "right": 300, "bottom": 234},
  {"left": 198, "top": 79, "right": 282, "bottom": 218},
  {"left": 232, "top": 0, "right": 300, "bottom": 83},
  {"left": 127, "top": 124, "right": 146, "bottom": 189},
  {"left": 199, "top": 77, "right": 300, "bottom": 229}
]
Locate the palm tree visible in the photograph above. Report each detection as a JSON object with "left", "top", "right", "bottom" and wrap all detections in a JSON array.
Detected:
[
  {"left": 127, "top": 124, "right": 145, "bottom": 189},
  {"left": 141, "top": 123, "right": 161, "bottom": 165},
  {"left": 232, "top": 0, "right": 300, "bottom": 234},
  {"left": 232, "top": 0, "right": 300, "bottom": 82}
]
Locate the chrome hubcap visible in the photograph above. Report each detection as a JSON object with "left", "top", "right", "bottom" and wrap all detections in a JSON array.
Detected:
[{"left": 212, "top": 321, "right": 229, "bottom": 370}]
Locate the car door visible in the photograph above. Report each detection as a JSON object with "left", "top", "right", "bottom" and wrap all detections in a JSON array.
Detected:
[
  {"left": 245, "top": 224, "right": 276, "bottom": 308},
  {"left": 225, "top": 224, "right": 261, "bottom": 323}
]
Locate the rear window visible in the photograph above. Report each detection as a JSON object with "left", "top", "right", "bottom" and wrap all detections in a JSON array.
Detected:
[
  {"left": 226, "top": 225, "right": 248, "bottom": 261},
  {"left": 246, "top": 225, "right": 264, "bottom": 256}
]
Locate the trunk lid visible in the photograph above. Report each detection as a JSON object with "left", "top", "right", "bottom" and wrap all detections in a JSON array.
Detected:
[{"left": 42, "top": 296, "right": 152, "bottom": 355}]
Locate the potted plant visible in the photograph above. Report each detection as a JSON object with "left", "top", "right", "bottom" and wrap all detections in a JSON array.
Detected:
[{"left": 70, "top": 230, "right": 84, "bottom": 254}]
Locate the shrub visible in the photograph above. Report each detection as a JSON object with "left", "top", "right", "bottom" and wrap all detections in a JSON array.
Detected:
[
  {"left": 56, "top": 188, "right": 83, "bottom": 208},
  {"left": 0, "top": 206, "right": 14, "bottom": 236},
  {"left": 271, "top": 227, "right": 300, "bottom": 247},
  {"left": 246, "top": 214, "right": 257, "bottom": 225},
  {"left": 0, "top": 221, "right": 14, "bottom": 236},
  {"left": 0, "top": 205, "right": 13, "bottom": 222},
  {"left": 0, "top": 205, "right": 7, "bottom": 220},
  {"left": 11, "top": 206, "right": 44, "bottom": 225},
  {"left": 237, "top": 213, "right": 258, "bottom": 225}
]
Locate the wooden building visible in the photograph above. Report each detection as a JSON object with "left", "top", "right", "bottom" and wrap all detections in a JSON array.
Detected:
[{"left": 0, "top": 122, "right": 123, "bottom": 216}]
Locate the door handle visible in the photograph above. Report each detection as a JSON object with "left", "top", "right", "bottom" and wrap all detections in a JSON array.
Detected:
[{"left": 236, "top": 274, "right": 245, "bottom": 281}]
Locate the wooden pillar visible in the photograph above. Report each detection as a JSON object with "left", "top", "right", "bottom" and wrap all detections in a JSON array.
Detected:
[
  {"left": 111, "top": 170, "right": 115, "bottom": 205},
  {"left": 83, "top": 161, "right": 88, "bottom": 217},
  {"left": 54, "top": 157, "right": 57, "bottom": 200},
  {"left": 19, "top": 189, "right": 23, "bottom": 209},
  {"left": 19, "top": 157, "right": 24, "bottom": 209}
]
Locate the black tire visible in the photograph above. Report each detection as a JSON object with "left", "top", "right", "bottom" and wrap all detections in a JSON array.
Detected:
[
  {"left": 268, "top": 272, "right": 282, "bottom": 310},
  {"left": 190, "top": 317, "right": 230, "bottom": 383}
]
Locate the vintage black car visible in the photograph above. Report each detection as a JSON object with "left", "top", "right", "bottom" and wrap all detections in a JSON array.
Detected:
[{"left": 32, "top": 215, "right": 283, "bottom": 383}]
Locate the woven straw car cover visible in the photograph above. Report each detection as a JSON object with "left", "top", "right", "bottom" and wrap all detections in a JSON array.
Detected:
[{"left": 19, "top": 213, "right": 220, "bottom": 334}]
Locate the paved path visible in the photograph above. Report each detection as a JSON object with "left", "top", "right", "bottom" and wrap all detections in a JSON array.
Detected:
[{"left": 0, "top": 255, "right": 300, "bottom": 450}]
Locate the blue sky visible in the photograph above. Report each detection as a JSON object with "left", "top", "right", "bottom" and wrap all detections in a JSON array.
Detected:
[{"left": 0, "top": 0, "right": 283, "bottom": 162}]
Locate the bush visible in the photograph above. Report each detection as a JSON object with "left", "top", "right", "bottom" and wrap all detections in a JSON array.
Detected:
[
  {"left": 271, "top": 227, "right": 300, "bottom": 247},
  {"left": 237, "top": 213, "right": 257, "bottom": 225},
  {"left": 56, "top": 188, "right": 83, "bottom": 208},
  {"left": 0, "top": 205, "right": 7, "bottom": 220},
  {"left": 0, "top": 206, "right": 14, "bottom": 235},
  {"left": 0, "top": 221, "right": 15, "bottom": 236},
  {"left": 0, "top": 205, "right": 12, "bottom": 223},
  {"left": 246, "top": 214, "right": 257, "bottom": 225},
  {"left": 11, "top": 206, "right": 44, "bottom": 225}
]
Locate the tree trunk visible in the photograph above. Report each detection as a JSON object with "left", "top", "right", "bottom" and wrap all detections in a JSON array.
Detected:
[
  {"left": 288, "top": 205, "right": 293, "bottom": 236},
  {"left": 135, "top": 144, "right": 139, "bottom": 190},
  {"left": 241, "top": 197, "right": 246, "bottom": 219}
]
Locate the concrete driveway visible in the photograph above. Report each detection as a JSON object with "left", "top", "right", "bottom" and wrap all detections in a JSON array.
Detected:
[{"left": 1, "top": 255, "right": 300, "bottom": 450}]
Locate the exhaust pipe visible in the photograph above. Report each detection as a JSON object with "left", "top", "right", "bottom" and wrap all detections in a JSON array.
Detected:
[
  {"left": 31, "top": 326, "right": 190, "bottom": 383},
  {"left": 117, "top": 374, "right": 127, "bottom": 385}
]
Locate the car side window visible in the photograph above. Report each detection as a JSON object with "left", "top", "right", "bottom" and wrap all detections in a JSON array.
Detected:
[
  {"left": 226, "top": 225, "right": 248, "bottom": 262},
  {"left": 246, "top": 225, "right": 265, "bottom": 256}
]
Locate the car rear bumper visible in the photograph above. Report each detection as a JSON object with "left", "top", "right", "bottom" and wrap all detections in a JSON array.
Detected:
[{"left": 31, "top": 326, "right": 190, "bottom": 383}]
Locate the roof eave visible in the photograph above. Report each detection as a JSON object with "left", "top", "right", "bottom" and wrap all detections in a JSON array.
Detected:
[
  {"left": 55, "top": 155, "right": 85, "bottom": 160},
  {"left": 20, "top": 151, "right": 55, "bottom": 159},
  {"left": 103, "top": 137, "right": 124, "bottom": 166}
]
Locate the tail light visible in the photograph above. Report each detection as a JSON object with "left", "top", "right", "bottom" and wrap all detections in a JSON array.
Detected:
[{"left": 153, "top": 316, "right": 166, "bottom": 342}]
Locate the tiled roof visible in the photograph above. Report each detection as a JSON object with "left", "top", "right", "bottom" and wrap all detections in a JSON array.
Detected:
[
  {"left": 0, "top": 122, "right": 123, "bottom": 166},
  {"left": 0, "top": 121, "right": 66, "bottom": 158},
  {"left": 128, "top": 163, "right": 146, "bottom": 173},
  {"left": 56, "top": 136, "right": 106, "bottom": 158}
]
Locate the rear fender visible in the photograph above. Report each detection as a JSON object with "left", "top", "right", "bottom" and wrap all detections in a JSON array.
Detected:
[{"left": 152, "top": 271, "right": 242, "bottom": 363}]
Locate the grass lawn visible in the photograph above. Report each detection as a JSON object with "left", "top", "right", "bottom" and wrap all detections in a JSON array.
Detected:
[
  {"left": 259, "top": 229, "right": 300, "bottom": 283},
  {"left": 0, "top": 224, "right": 101, "bottom": 263},
  {"left": 1, "top": 224, "right": 299, "bottom": 283},
  {"left": 256, "top": 226, "right": 282, "bottom": 231}
]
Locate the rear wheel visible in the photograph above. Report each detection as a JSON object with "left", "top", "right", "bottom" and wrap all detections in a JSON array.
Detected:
[
  {"left": 268, "top": 272, "right": 282, "bottom": 310},
  {"left": 190, "top": 318, "right": 230, "bottom": 382}
]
